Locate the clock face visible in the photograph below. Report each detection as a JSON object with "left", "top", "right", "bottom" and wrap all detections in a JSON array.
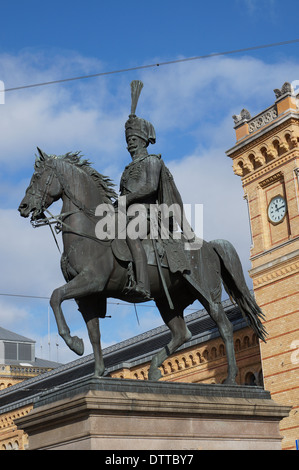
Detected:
[{"left": 268, "top": 195, "right": 287, "bottom": 224}]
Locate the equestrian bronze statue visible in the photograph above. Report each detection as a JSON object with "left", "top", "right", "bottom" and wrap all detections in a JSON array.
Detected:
[{"left": 18, "top": 81, "right": 267, "bottom": 384}]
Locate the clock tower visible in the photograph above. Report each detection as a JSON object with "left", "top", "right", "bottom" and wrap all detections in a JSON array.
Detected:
[{"left": 226, "top": 82, "right": 299, "bottom": 450}]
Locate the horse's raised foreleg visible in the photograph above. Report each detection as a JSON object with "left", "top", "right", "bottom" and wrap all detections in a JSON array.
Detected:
[
  {"left": 50, "top": 271, "right": 100, "bottom": 356},
  {"left": 148, "top": 307, "right": 192, "bottom": 381}
]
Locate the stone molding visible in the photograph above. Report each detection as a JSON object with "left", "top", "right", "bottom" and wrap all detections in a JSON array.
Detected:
[
  {"left": 252, "top": 258, "right": 299, "bottom": 288},
  {"left": 232, "top": 125, "right": 299, "bottom": 179},
  {"left": 248, "top": 106, "right": 278, "bottom": 134},
  {"left": 259, "top": 171, "right": 284, "bottom": 188}
]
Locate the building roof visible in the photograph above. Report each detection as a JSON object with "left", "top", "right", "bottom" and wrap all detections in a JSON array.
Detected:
[
  {"left": 0, "top": 326, "right": 35, "bottom": 343},
  {"left": 0, "top": 297, "right": 248, "bottom": 414},
  {"left": 0, "top": 326, "right": 60, "bottom": 368},
  {"left": 31, "top": 357, "right": 61, "bottom": 368}
]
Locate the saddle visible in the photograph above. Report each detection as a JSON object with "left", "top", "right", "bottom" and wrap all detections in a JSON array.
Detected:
[
  {"left": 111, "top": 237, "right": 166, "bottom": 268},
  {"left": 111, "top": 236, "right": 190, "bottom": 274},
  {"left": 111, "top": 236, "right": 191, "bottom": 306}
]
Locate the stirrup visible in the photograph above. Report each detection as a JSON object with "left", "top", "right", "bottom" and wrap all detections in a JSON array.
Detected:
[{"left": 123, "top": 285, "right": 153, "bottom": 302}]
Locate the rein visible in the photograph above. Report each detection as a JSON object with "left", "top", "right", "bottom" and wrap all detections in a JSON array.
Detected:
[{"left": 46, "top": 208, "right": 112, "bottom": 246}]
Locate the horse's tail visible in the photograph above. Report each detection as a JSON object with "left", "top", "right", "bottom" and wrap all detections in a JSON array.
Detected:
[{"left": 210, "top": 239, "right": 267, "bottom": 342}]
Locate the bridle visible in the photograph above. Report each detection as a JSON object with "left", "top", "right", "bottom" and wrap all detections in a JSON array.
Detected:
[{"left": 30, "top": 161, "right": 112, "bottom": 249}]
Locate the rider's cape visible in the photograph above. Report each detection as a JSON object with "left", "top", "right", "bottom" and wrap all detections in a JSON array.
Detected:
[{"left": 157, "top": 158, "right": 194, "bottom": 274}]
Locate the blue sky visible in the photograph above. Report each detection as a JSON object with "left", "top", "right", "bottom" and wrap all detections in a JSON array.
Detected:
[{"left": 1, "top": 0, "right": 299, "bottom": 364}]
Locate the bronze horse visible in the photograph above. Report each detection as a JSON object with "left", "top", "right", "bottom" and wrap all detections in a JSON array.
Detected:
[{"left": 19, "top": 149, "right": 267, "bottom": 384}]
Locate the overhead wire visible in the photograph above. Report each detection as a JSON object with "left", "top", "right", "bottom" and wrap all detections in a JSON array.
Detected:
[
  {"left": 1, "top": 39, "right": 299, "bottom": 94},
  {"left": 0, "top": 292, "right": 200, "bottom": 311}
]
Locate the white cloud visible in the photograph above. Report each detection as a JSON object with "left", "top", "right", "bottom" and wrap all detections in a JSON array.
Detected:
[
  {"left": 0, "top": 51, "right": 127, "bottom": 175},
  {"left": 0, "top": 87, "right": 126, "bottom": 174},
  {"left": 138, "top": 55, "right": 299, "bottom": 138},
  {"left": 238, "top": 0, "right": 278, "bottom": 18},
  {"left": 0, "top": 298, "right": 30, "bottom": 327},
  {"left": 0, "top": 209, "right": 63, "bottom": 295}
]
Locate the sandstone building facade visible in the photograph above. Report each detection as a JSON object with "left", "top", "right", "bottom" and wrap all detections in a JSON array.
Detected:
[{"left": 226, "top": 82, "right": 299, "bottom": 450}]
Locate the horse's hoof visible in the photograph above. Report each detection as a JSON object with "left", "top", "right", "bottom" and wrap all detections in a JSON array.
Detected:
[
  {"left": 148, "top": 368, "right": 162, "bottom": 381},
  {"left": 71, "top": 336, "right": 84, "bottom": 356},
  {"left": 92, "top": 373, "right": 103, "bottom": 380},
  {"left": 93, "top": 367, "right": 106, "bottom": 379}
]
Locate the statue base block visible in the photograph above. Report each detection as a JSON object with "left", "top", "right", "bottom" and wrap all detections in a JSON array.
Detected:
[{"left": 16, "top": 377, "right": 290, "bottom": 450}]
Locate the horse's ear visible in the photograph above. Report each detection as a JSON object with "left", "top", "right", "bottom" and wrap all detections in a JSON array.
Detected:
[{"left": 36, "top": 147, "right": 48, "bottom": 161}]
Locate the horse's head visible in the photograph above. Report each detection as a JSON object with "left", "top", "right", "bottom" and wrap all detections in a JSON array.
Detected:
[{"left": 18, "top": 148, "right": 62, "bottom": 221}]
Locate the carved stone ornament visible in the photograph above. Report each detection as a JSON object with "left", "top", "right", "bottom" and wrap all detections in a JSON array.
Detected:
[
  {"left": 232, "top": 108, "right": 251, "bottom": 125},
  {"left": 273, "top": 82, "right": 294, "bottom": 99},
  {"left": 248, "top": 106, "right": 278, "bottom": 133}
]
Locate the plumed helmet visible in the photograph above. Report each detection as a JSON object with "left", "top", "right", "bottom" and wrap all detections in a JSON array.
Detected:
[{"left": 125, "top": 80, "right": 156, "bottom": 146}]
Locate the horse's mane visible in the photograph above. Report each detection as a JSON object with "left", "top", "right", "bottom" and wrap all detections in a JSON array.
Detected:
[{"left": 47, "top": 151, "right": 118, "bottom": 203}]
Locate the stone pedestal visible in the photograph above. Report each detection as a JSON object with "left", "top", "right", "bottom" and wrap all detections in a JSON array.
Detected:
[{"left": 16, "top": 377, "right": 290, "bottom": 450}]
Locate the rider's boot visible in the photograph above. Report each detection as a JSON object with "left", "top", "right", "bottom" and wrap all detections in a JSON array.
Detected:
[{"left": 125, "top": 237, "right": 152, "bottom": 301}]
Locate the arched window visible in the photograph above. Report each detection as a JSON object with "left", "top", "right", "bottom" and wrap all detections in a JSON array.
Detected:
[
  {"left": 189, "top": 354, "right": 196, "bottom": 366},
  {"left": 13, "top": 441, "right": 19, "bottom": 450},
  {"left": 203, "top": 350, "right": 209, "bottom": 361},
  {"left": 182, "top": 357, "right": 190, "bottom": 368},
  {"left": 211, "top": 347, "right": 217, "bottom": 359},
  {"left": 196, "top": 352, "right": 202, "bottom": 363},
  {"left": 272, "top": 139, "right": 280, "bottom": 156},
  {"left": 245, "top": 372, "right": 256, "bottom": 386}
]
